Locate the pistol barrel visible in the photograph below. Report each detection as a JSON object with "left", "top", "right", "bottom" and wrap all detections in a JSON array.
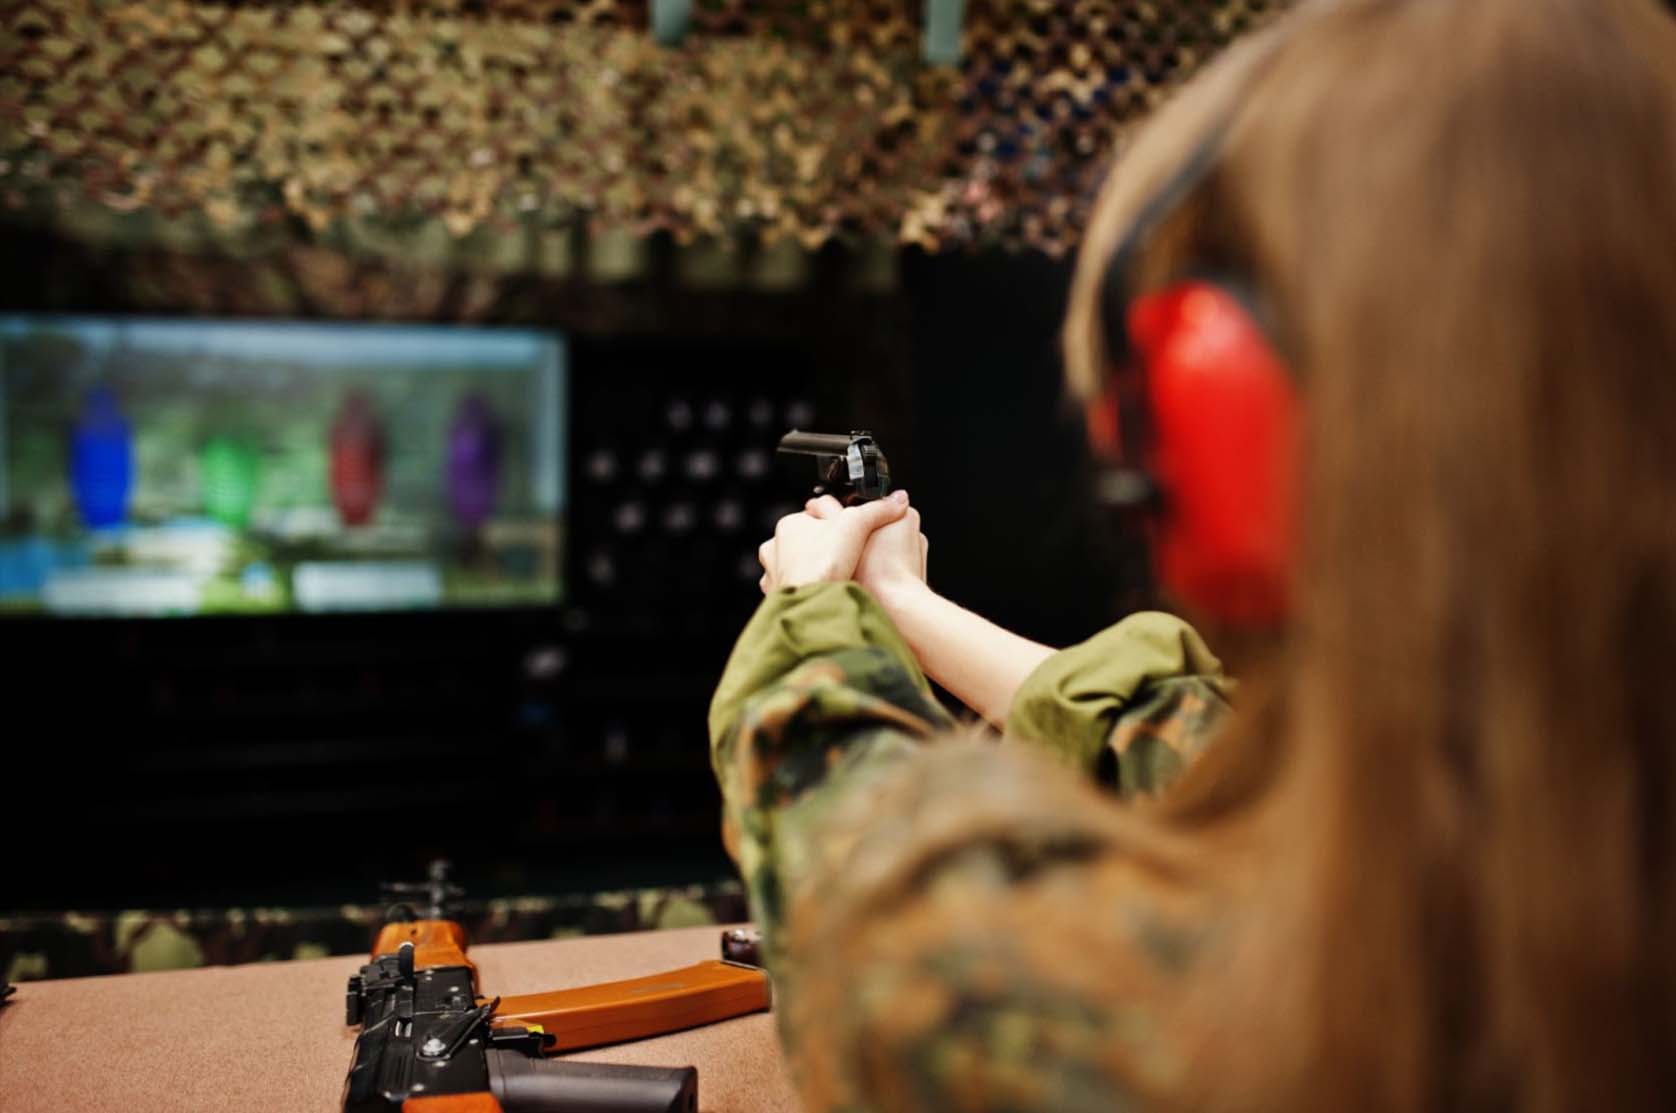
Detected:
[{"left": 776, "top": 431, "right": 858, "bottom": 457}]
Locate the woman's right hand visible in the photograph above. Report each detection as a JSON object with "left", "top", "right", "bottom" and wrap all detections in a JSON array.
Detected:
[
  {"left": 812, "top": 490, "right": 1054, "bottom": 725},
  {"left": 854, "top": 496, "right": 929, "bottom": 607}
]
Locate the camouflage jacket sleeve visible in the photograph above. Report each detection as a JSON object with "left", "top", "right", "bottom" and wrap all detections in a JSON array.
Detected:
[
  {"left": 708, "top": 582, "right": 958, "bottom": 948},
  {"left": 1004, "top": 611, "right": 1233, "bottom": 798},
  {"left": 710, "top": 585, "right": 1230, "bottom": 1112}
]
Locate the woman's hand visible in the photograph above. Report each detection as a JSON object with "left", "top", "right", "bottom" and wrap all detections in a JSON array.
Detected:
[
  {"left": 849, "top": 496, "right": 930, "bottom": 607},
  {"left": 783, "top": 489, "right": 1053, "bottom": 726},
  {"left": 758, "top": 491, "right": 910, "bottom": 593},
  {"left": 794, "top": 489, "right": 927, "bottom": 606}
]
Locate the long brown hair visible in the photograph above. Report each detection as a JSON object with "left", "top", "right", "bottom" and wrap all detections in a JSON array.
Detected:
[{"left": 1064, "top": 1, "right": 1676, "bottom": 1109}]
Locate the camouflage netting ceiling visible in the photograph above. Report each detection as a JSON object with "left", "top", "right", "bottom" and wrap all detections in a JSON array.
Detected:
[{"left": 1, "top": 1, "right": 1280, "bottom": 276}]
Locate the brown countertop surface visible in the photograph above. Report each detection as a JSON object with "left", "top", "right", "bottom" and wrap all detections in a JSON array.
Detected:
[{"left": 0, "top": 924, "right": 799, "bottom": 1113}]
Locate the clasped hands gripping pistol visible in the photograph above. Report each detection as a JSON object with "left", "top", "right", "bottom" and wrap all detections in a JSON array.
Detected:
[
  {"left": 343, "top": 864, "right": 770, "bottom": 1113},
  {"left": 343, "top": 436, "right": 886, "bottom": 1111}
]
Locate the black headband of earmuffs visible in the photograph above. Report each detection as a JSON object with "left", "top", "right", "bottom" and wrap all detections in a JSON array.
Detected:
[
  {"left": 1097, "top": 117, "right": 1237, "bottom": 374},
  {"left": 1096, "top": 11, "right": 1304, "bottom": 369}
]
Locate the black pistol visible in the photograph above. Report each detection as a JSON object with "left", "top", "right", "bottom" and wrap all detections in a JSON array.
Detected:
[{"left": 776, "top": 430, "right": 892, "bottom": 505}]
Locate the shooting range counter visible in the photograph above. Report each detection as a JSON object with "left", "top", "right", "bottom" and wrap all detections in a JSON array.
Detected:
[{"left": 0, "top": 924, "right": 796, "bottom": 1113}]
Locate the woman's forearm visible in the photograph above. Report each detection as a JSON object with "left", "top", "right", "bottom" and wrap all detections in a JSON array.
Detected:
[{"left": 866, "top": 580, "right": 1056, "bottom": 726}]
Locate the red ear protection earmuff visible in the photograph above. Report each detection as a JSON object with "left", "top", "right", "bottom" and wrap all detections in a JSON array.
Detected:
[
  {"left": 1107, "top": 281, "right": 1298, "bottom": 626},
  {"left": 1091, "top": 123, "right": 1300, "bottom": 627}
]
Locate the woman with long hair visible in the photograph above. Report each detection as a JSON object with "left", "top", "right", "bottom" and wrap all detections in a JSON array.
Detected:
[{"left": 711, "top": 1, "right": 1676, "bottom": 1109}]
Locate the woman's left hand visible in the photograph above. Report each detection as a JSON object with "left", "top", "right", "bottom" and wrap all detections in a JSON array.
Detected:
[{"left": 757, "top": 491, "right": 910, "bottom": 593}]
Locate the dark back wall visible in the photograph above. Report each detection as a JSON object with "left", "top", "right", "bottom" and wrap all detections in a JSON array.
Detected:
[
  {"left": 0, "top": 235, "right": 1148, "bottom": 912},
  {"left": 902, "top": 248, "right": 1145, "bottom": 651}
]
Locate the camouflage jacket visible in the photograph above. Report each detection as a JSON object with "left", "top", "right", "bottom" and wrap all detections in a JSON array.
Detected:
[{"left": 708, "top": 582, "right": 1232, "bottom": 1113}]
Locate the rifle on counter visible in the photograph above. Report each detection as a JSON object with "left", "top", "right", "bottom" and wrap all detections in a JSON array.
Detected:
[{"left": 342, "top": 862, "right": 769, "bottom": 1113}]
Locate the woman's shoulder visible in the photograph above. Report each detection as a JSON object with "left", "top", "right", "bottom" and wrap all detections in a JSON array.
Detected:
[{"left": 782, "top": 735, "right": 1240, "bottom": 1110}]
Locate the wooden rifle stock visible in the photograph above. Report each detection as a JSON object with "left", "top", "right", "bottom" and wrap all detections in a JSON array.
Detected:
[
  {"left": 493, "top": 960, "right": 770, "bottom": 1051},
  {"left": 373, "top": 917, "right": 771, "bottom": 1051}
]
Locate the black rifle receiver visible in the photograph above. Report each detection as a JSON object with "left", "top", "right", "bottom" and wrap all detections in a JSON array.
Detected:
[
  {"left": 776, "top": 430, "right": 892, "bottom": 505},
  {"left": 342, "top": 863, "right": 700, "bottom": 1113}
]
